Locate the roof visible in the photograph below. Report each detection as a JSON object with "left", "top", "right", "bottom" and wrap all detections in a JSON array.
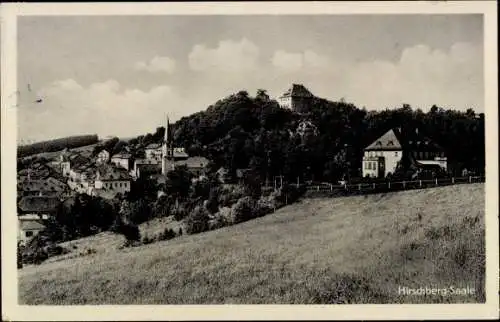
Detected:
[
  {"left": 68, "top": 154, "right": 91, "bottom": 167},
  {"left": 111, "top": 153, "right": 132, "bottom": 159},
  {"left": 145, "top": 143, "right": 162, "bottom": 150},
  {"left": 134, "top": 158, "right": 159, "bottom": 165},
  {"left": 136, "top": 163, "right": 161, "bottom": 175},
  {"left": 19, "top": 220, "right": 46, "bottom": 231},
  {"left": 365, "top": 127, "right": 444, "bottom": 152},
  {"left": 96, "top": 165, "right": 131, "bottom": 181},
  {"left": 18, "top": 196, "right": 61, "bottom": 213},
  {"left": 18, "top": 177, "right": 66, "bottom": 193},
  {"left": 280, "top": 84, "right": 314, "bottom": 99},
  {"left": 365, "top": 129, "right": 403, "bottom": 151},
  {"left": 175, "top": 156, "right": 210, "bottom": 169}
]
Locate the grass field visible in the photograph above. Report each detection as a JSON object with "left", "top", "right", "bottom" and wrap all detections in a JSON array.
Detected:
[{"left": 18, "top": 183, "right": 485, "bottom": 304}]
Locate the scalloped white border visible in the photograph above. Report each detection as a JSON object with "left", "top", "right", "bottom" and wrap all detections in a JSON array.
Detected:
[{"left": 1, "top": 2, "right": 498, "bottom": 320}]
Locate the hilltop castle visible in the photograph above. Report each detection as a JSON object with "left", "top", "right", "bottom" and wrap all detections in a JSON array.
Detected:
[{"left": 278, "top": 84, "right": 315, "bottom": 114}]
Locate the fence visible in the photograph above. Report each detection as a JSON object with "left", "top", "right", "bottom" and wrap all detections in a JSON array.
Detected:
[{"left": 304, "top": 176, "right": 485, "bottom": 197}]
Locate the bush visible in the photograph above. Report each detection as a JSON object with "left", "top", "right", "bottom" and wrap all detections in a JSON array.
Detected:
[
  {"left": 185, "top": 206, "right": 210, "bottom": 235},
  {"left": 172, "top": 204, "right": 189, "bottom": 221},
  {"left": 230, "top": 196, "right": 257, "bottom": 224},
  {"left": 158, "top": 228, "right": 176, "bottom": 241},
  {"left": 209, "top": 206, "right": 232, "bottom": 230}
]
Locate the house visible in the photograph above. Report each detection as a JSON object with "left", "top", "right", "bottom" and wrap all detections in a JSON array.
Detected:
[
  {"left": 131, "top": 158, "right": 161, "bottom": 179},
  {"left": 174, "top": 156, "right": 210, "bottom": 177},
  {"left": 145, "top": 143, "right": 163, "bottom": 162},
  {"left": 17, "top": 177, "right": 67, "bottom": 198},
  {"left": 18, "top": 219, "right": 46, "bottom": 245},
  {"left": 362, "top": 127, "right": 447, "bottom": 178},
  {"left": 278, "top": 84, "right": 314, "bottom": 113},
  {"left": 96, "top": 149, "right": 110, "bottom": 164},
  {"left": 111, "top": 153, "right": 132, "bottom": 171},
  {"left": 18, "top": 196, "right": 61, "bottom": 225},
  {"left": 93, "top": 165, "right": 132, "bottom": 198}
]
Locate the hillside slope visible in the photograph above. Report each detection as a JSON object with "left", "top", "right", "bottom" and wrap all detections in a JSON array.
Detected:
[{"left": 18, "top": 183, "right": 485, "bottom": 304}]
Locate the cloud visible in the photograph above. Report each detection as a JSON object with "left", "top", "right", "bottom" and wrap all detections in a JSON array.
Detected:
[
  {"left": 188, "top": 38, "right": 260, "bottom": 72},
  {"left": 271, "top": 49, "right": 333, "bottom": 72},
  {"left": 18, "top": 79, "right": 185, "bottom": 142},
  {"left": 339, "top": 42, "right": 483, "bottom": 111},
  {"left": 134, "top": 56, "right": 176, "bottom": 73}
]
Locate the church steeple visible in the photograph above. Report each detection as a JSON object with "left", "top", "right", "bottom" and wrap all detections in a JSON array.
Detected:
[{"left": 161, "top": 114, "right": 174, "bottom": 175}]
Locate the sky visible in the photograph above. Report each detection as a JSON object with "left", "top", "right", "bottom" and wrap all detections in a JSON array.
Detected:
[{"left": 16, "top": 14, "right": 484, "bottom": 142}]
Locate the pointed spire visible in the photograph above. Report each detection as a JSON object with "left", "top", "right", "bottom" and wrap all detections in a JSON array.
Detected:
[{"left": 164, "top": 114, "right": 170, "bottom": 144}]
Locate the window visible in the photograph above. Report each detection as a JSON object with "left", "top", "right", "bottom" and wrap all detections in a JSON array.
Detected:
[
  {"left": 376, "top": 141, "right": 382, "bottom": 146},
  {"left": 25, "top": 231, "right": 33, "bottom": 237},
  {"left": 395, "top": 152, "right": 398, "bottom": 157},
  {"left": 387, "top": 141, "right": 394, "bottom": 146},
  {"left": 372, "top": 162, "right": 377, "bottom": 169}
]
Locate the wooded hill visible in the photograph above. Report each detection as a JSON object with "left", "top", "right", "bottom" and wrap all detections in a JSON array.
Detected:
[{"left": 142, "top": 89, "right": 484, "bottom": 183}]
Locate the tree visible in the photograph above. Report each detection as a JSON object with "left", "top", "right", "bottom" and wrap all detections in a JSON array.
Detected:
[
  {"left": 165, "top": 165, "right": 192, "bottom": 201},
  {"left": 185, "top": 206, "right": 210, "bottom": 234}
]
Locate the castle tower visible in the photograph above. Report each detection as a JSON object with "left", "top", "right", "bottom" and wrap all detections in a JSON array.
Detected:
[{"left": 161, "top": 114, "right": 174, "bottom": 175}]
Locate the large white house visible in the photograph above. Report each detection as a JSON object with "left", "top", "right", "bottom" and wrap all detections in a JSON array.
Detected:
[
  {"left": 278, "top": 84, "right": 314, "bottom": 113},
  {"left": 362, "top": 128, "right": 447, "bottom": 178}
]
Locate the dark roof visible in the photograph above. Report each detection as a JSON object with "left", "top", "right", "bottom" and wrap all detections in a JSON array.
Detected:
[
  {"left": 18, "top": 196, "right": 61, "bottom": 213},
  {"left": 134, "top": 158, "right": 159, "bottom": 165},
  {"left": 18, "top": 177, "right": 66, "bottom": 193},
  {"left": 365, "top": 129, "right": 402, "bottom": 151},
  {"left": 280, "top": 84, "right": 314, "bottom": 99},
  {"left": 136, "top": 163, "right": 161, "bottom": 175},
  {"left": 365, "top": 127, "right": 444, "bottom": 152},
  {"left": 96, "top": 165, "right": 131, "bottom": 181}
]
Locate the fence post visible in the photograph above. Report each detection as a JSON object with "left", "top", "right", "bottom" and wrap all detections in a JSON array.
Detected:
[
  {"left": 403, "top": 181, "right": 406, "bottom": 189},
  {"left": 358, "top": 184, "right": 361, "bottom": 191},
  {"left": 388, "top": 182, "right": 391, "bottom": 189},
  {"left": 317, "top": 185, "right": 319, "bottom": 192},
  {"left": 469, "top": 176, "right": 472, "bottom": 183},
  {"left": 419, "top": 180, "right": 422, "bottom": 188},
  {"left": 330, "top": 184, "right": 333, "bottom": 191},
  {"left": 373, "top": 183, "right": 375, "bottom": 189},
  {"left": 435, "top": 178, "right": 438, "bottom": 186},
  {"left": 452, "top": 177, "right": 455, "bottom": 184}
]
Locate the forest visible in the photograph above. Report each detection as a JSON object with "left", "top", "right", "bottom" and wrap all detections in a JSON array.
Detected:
[{"left": 143, "top": 89, "right": 484, "bottom": 184}]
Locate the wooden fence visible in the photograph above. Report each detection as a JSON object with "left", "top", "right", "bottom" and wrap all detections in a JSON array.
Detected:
[{"left": 303, "top": 176, "right": 485, "bottom": 197}]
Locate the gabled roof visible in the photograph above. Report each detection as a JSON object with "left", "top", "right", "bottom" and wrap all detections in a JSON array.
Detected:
[
  {"left": 365, "top": 127, "right": 445, "bottom": 152},
  {"left": 280, "top": 84, "right": 314, "bottom": 99},
  {"left": 365, "top": 129, "right": 403, "bottom": 150},
  {"left": 18, "top": 196, "right": 61, "bottom": 213}
]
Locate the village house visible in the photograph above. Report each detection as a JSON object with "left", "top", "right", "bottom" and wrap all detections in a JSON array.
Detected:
[
  {"left": 17, "top": 196, "right": 61, "bottom": 244},
  {"left": 111, "top": 153, "right": 132, "bottom": 171},
  {"left": 362, "top": 127, "right": 447, "bottom": 178},
  {"left": 92, "top": 165, "right": 132, "bottom": 199},
  {"left": 131, "top": 158, "right": 161, "bottom": 179},
  {"left": 96, "top": 149, "right": 110, "bottom": 164},
  {"left": 278, "top": 84, "right": 315, "bottom": 113}
]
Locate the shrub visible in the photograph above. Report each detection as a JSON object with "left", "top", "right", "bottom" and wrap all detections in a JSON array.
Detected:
[
  {"left": 230, "top": 196, "right": 257, "bottom": 224},
  {"left": 185, "top": 205, "right": 210, "bottom": 235},
  {"left": 158, "top": 228, "right": 176, "bottom": 241},
  {"left": 209, "top": 207, "right": 231, "bottom": 230},
  {"left": 172, "top": 203, "right": 189, "bottom": 221}
]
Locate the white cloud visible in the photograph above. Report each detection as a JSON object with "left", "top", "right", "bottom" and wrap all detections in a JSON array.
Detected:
[
  {"left": 18, "top": 79, "right": 186, "bottom": 142},
  {"left": 271, "top": 49, "right": 334, "bottom": 73},
  {"left": 188, "top": 38, "right": 260, "bottom": 72},
  {"left": 134, "top": 56, "right": 176, "bottom": 73},
  {"left": 340, "top": 42, "right": 483, "bottom": 111}
]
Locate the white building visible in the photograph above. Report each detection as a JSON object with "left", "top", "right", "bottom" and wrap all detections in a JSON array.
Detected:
[
  {"left": 278, "top": 84, "right": 314, "bottom": 113},
  {"left": 111, "top": 153, "right": 132, "bottom": 171},
  {"left": 93, "top": 165, "right": 132, "bottom": 198},
  {"left": 362, "top": 128, "right": 447, "bottom": 178}
]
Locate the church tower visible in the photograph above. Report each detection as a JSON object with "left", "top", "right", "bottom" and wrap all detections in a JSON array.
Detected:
[{"left": 161, "top": 115, "right": 174, "bottom": 175}]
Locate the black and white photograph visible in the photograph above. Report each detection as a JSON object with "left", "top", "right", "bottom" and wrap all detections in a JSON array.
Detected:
[{"left": 1, "top": 1, "right": 498, "bottom": 320}]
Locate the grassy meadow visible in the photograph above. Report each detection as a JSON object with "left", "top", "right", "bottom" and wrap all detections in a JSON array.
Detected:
[{"left": 18, "top": 183, "right": 485, "bottom": 304}]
